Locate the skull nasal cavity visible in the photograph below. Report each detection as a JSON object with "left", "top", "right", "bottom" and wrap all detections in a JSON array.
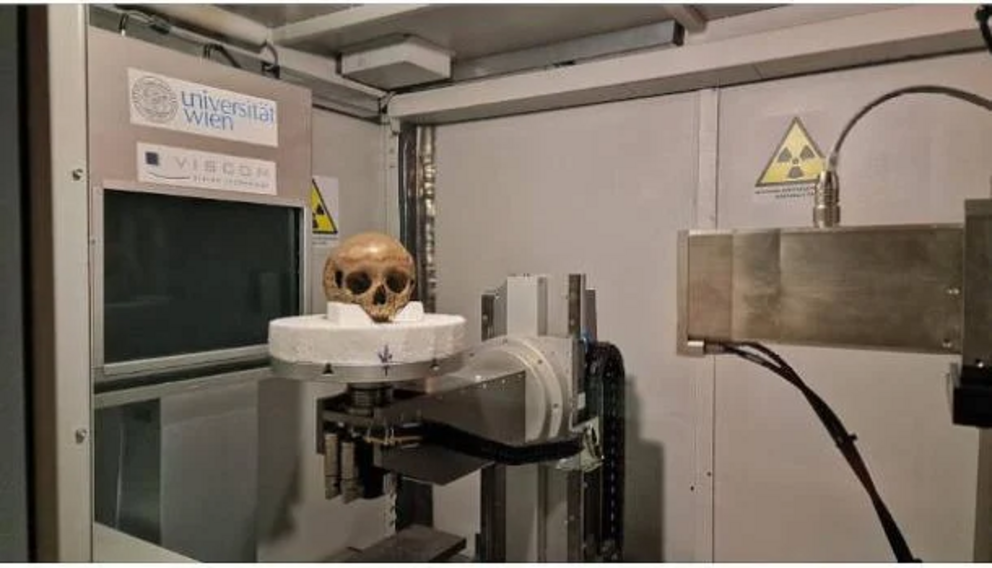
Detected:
[
  {"left": 374, "top": 286, "right": 387, "bottom": 305},
  {"left": 346, "top": 271, "right": 372, "bottom": 295}
]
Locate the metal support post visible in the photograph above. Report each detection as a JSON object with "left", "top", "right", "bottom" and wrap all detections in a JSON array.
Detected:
[
  {"left": 478, "top": 291, "right": 507, "bottom": 561},
  {"left": 566, "top": 274, "right": 587, "bottom": 561}
]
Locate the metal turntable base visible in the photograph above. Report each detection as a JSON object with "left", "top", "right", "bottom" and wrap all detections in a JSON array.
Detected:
[{"left": 270, "top": 352, "right": 464, "bottom": 385}]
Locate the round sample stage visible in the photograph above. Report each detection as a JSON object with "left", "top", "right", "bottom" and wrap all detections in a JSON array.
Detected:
[{"left": 268, "top": 301, "right": 466, "bottom": 384}]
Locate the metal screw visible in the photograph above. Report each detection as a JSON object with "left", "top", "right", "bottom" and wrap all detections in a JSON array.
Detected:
[
  {"left": 71, "top": 168, "right": 84, "bottom": 181},
  {"left": 74, "top": 428, "right": 88, "bottom": 444},
  {"left": 947, "top": 286, "right": 961, "bottom": 296},
  {"left": 942, "top": 339, "right": 954, "bottom": 350},
  {"left": 978, "top": 360, "right": 986, "bottom": 368}
]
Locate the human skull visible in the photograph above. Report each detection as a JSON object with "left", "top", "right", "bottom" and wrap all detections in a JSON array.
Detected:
[{"left": 322, "top": 232, "right": 415, "bottom": 322}]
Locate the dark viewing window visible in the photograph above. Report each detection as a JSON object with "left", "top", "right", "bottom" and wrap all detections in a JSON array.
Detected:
[{"left": 103, "top": 189, "right": 301, "bottom": 363}]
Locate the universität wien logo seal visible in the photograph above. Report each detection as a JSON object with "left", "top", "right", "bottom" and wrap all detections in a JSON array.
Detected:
[{"left": 131, "top": 75, "right": 178, "bottom": 123}]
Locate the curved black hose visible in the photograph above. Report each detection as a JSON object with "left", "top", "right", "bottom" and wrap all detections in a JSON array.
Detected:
[
  {"left": 827, "top": 85, "right": 992, "bottom": 170},
  {"left": 719, "top": 342, "right": 920, "bottom": 563}
]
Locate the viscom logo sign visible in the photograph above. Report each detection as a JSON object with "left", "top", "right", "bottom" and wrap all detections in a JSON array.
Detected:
[
  {"left": 128, "top": 68, "right": 279, "bottom": 148},
  {"left": 137, "top": 142, "right": 277, "bottom": 195}
]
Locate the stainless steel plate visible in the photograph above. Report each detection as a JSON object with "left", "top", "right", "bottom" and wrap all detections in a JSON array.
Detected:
[
  {"left": 679, "top": 224, "right": 964, "bottom": 354},
  {"left": 269, "top": 353, "right": 465, "bottom": 385}
]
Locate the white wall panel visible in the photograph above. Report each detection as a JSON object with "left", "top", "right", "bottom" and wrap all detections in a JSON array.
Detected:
[
  {"left": 433, "top": 93, "right": 703, "bottom": 561},
  {"left": 714, "top": 52, "right": 989, "bottom": 561}
]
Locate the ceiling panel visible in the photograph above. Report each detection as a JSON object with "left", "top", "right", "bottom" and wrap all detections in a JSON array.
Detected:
[
  {"left": 281, "top": 4, "right": 683, "bottom": 60},
  {"left": 692, "top": 4, "right": 778, "bottom": 21},
  {"left": 223, "top": 4, "right": 357, "bottom": 28},
  {"left": 222, "top": 4, "right": 779, "bottom": 66}
]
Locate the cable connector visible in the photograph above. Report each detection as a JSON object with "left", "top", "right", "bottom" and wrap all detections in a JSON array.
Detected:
[
  {"left": 814, "top": 169, "right": 840, "bottom": 228},
  {"left": 977, "top": 5, "right": 992, "bottom": 55}
]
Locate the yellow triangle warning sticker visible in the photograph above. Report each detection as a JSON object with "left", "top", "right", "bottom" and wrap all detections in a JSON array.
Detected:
[
  {"left": 756, "top": 117, "right": 825, "bottom": 187},
  {"left": 310, "top": 179, "right": 338, "bottom": 235}
]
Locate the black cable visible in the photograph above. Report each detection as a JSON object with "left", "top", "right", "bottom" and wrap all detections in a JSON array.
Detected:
[
  {"left": 718, "top": 342, "right": 920, "bottom": 563},
  {"left": 977, "top": 5, "right": 992, "bottom": 56},
  {"left": 419, "top": 421, "right": 584, "bottom": 466},
  {"left": 261, "top": 41, "right": 281, "bottom": 79},
  {"left": 202, "top": 43, "right": 243, "bottom": 70}
]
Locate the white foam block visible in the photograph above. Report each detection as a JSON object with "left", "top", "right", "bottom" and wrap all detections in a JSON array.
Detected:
[
  {"left": 393, "top": 301, "right": 425, "bottom": 323},
  {"left": 324, "top": 301, "right": 426, "bottom": 325},
  {"left": 269, "top": 303, "right": 465, "bottom": 366},
  {"left": 325, "top": 302, "right": 375, "bottom": 326}
]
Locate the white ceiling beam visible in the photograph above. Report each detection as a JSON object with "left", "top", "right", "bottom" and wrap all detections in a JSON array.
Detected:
[
  {"left": 684, "top": 4, "right": 902, "bottom": 45},
  {"left": 665, "top": 5, "right": 707, "bottom": 34},
  {"left": 387, "top": 5, "right": 983, "bottom": 124},
  {"left": 452, "top": 21, "right": 681, "bottom": 82},
  {"left": 135, "top": 4, "right": 271, "bottom": 47},
  {"left": 272, "top": 5, "right": 434, "bottom": 47}
]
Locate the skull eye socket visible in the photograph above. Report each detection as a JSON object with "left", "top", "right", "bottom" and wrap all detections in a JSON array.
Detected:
[
  {"left": 386, "top": 271, "right": 410, "bottom": 294},
  {"left": 345, "top": 271, "right": 372, "bottom": 295}
]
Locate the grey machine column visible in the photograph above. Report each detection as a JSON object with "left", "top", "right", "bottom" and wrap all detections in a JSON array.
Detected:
[{"left": 476, "top": 274, "right": 603, "bottom": 562}]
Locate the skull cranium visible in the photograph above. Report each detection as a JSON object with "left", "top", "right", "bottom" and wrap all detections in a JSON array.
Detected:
[{"left": 322, "top": 232, "right": 415, "bottom": 322}]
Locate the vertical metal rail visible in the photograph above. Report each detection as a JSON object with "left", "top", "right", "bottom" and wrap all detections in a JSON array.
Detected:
[
  {"left": 417, "top": 126, "right": 437, "bottom": 313},
  {"left": 974, "top": 177, "right": 992, "bottom": 562},
  {"left": 478, "top": 291, "right": 507, "bottom": 561},
  {"left": 397, "top": 123, "right": 418, "bottom": 279},
  {"left": 976, "top": 430, "right": 992, "bottom": 561},
  {"left": 398, "top": 124, "right": 438, "bottom": 313},
  {"left": 566, "top": 274, "right": 587, "bottom": 561},
  {"left": 395, "top": 124, "right": 438, "bottom": 531},
  {"left": 27, "top": 5, "right": 93, "bottom": 560}
]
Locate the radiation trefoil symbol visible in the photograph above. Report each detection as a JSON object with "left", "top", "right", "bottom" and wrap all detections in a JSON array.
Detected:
[
  {"left": 310, "top": 179, "right": 338, "bottom": 235},
  {"left": 755, "top": 117, "right": 825, "bottom": 187}
]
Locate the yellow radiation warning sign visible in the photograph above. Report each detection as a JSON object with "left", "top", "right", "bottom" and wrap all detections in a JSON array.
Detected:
[
  {"left": 756, "top": 117, "right": 825, "bottom": 187},
  {"left": 310, "top": 179, "right": 338, "bottom": 235}
]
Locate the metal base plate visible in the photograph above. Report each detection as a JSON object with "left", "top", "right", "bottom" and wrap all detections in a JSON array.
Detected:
[{"left": 343, "top": 525, "right": 466, "bottom": 563}]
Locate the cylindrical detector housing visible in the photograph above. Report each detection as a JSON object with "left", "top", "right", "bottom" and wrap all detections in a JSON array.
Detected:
[{"left": 450, "top": 335, "right": 574, "bottom": 443}]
